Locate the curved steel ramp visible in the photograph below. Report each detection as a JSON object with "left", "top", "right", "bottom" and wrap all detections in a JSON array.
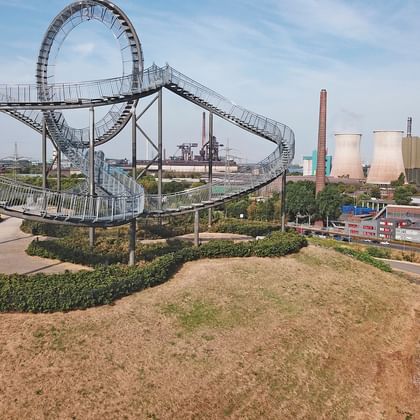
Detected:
[{"left": 0, "top": 0, "right": 294, "bottom": 227}]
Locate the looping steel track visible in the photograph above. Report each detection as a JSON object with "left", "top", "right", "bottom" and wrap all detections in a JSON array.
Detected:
[{"left": 0, "top": 0, "right": 295, "bottom": 227}]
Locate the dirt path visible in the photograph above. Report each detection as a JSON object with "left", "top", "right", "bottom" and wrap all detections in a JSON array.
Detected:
[{"left": 0, "top": 217, "right": 90, "bottom": 275}]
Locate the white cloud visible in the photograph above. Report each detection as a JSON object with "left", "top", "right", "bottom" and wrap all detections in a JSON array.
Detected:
[{"left": 71, "top": 42, "right": 96, "bottom": 56}]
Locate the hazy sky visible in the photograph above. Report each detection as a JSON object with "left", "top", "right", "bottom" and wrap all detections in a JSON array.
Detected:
[{"left": 0, "top": 0, "right": 419, "bottom": 165}]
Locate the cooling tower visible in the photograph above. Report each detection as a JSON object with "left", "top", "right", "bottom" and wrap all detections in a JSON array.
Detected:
[
  {"left": 330, "top": 134, "right": 364, "bottom": 179},
  {"left": 367, "top": 131, "right": 406, "bottom": 184}
]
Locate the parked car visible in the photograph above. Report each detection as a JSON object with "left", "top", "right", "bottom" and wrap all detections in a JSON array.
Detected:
[
  {"left": 342, "top": 237, "right": 352, "bottom": 242},
  {"left": 380, "top": 241, "right": 390, "bottom": 245}
]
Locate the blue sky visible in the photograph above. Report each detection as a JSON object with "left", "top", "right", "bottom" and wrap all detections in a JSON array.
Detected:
[{"left": 0, "top": 0, "right": 420, "bottom": 165}]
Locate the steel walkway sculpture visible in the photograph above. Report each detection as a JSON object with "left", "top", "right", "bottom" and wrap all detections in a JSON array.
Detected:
[{"left": 0, "top": 0, "right": 295, "bottom": 227}]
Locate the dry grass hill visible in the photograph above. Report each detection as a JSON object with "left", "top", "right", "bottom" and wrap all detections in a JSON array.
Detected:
[{"left": 0, "top": 246, "right": 419, "bottom": 419}]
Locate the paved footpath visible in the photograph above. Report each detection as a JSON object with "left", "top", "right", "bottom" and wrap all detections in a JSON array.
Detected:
[{"left": 0, "top": 217, "right": 90, "bottom": 275}]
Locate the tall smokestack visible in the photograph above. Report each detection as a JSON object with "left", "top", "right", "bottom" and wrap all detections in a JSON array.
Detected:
[
  {"left": 315, "top": 89, "right": 327, "bottom": 195},
  {"left": 202, "top": 112, "right": 206, "bottom": 147},
  {"left": 407, "top": 117, "right": 412, "bottom": 137}
]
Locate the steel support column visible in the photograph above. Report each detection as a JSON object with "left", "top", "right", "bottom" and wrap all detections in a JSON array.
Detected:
[
  {"left": 129, "top": 107, "right": 137, "bottom": 266},
  {"left": 158, "top": 89, "right": 163, "bottom": 209},
  {"left": 194, "top": 210, "right": 200, "bottom": 247},
  {"left": 56, "top": 146, "right": 62, "bottom": 192},
  {"left": 281, "top": 170, "right": 287, "bottom": 232},
  {"left": 89, "top": 107, "right": 96, "bottom": 248},
  {"left": 42, "top": 118, "right": 47, "bottom": 190},
  {"left": 208, "top": 112, "right": 214, "bottom": 228}
]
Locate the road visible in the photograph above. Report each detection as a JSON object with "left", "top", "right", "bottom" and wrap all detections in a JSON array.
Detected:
[
  {"left": 382, "top": 259, "right": 420, "bottom": 276},
  {"left": 0, "top": 216, "right": 90, "bottom": 275}
]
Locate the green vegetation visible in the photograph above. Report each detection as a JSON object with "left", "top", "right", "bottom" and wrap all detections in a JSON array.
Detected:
[
  {"left": 309, "top": 238, "right": 392, "bottom": 273},
  {"left": 0, "top": 232, "right": 307, "bottom": 313},
  {"left": 286, "top": 180, "right": 317, "bottom": 220},
  {"left": 334, "top": 247, "right": 392, "bottom": 272},
  {"left": 27, "top": 237, "right": 192, "bottom": 266},
  {"left": 13, "top": 174, "right": 85, "bottom": 191},
  {"left": 285, "top": 181, "right": 343, "bottom": 223},
  {"left": 394, "top": 185, "right": 416, "bottom": 205},
  {"left": 211, "top": 218, "right": 282, "bottom": 237},
  {"left": 390, "top": 172, "right": 406, "bottom": 187},
  {"left": 316, "top": 184, "right": 342, "bottom": 221},
  {"left": 365, "top": 246, "right": 391, "bottom": 259},
  {"left": 223, "top": 194, "right": 281, "bottom": 221}
]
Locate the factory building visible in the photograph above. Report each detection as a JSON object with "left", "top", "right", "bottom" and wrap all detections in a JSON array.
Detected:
[
  {"left": 402, "top": 118, "right": 420, "bottom": 185},
  {"left": 367, "top": 131, "right": 406, "bottom": 184},
  {"left": 330, "top": 134, "right": 364, "bottom": 179},
  {"left": 302, "top": 150, "right": 332, "bottom": 177}
]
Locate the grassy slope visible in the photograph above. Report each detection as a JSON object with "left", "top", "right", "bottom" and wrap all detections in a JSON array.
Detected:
[{"left": 0, "top": 246, "right": 419, "bottom": 419}]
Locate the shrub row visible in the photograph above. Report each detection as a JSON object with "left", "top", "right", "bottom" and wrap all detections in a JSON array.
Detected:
[
  {"left": 27, "top": 238, "right": 192, "bottom": 267},
  {"left": 334, "top": 246, "right": 392, "bottom": 272},
  {"left": 365, "top": 246, "right": 391, "bottom": 259},
  {"left": 21, "top": 220, "right": 76, "bottom": 238},
  {"left": 211, "top": 219, "right": 282, "bottom": 237},
  {"left": 1, "top": 232, "right": 307, "bottom": 313}
]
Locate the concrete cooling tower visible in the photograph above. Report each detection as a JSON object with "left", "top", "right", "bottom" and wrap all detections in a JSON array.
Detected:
[
  {"left": 367, "top": 131, "right": 406, "bottom": 184},
  {"left": 330, "top": 134, "right": 364, "bottom": 179}
]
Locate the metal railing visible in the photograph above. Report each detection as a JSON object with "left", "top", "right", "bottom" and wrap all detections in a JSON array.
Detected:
[
  {"left": 0, "top": 64, "right": 295, "bottom": 223},
  {"left": 0, "top": 176, "right": 142, "bottom": 224}
]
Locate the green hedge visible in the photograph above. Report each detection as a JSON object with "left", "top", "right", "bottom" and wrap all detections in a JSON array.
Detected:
[
  {"left": 27, "top": 238, "right": 192, "bottom": 267},
  {"left": 21, "top": 220, "right": 78, "bottom": 238},
  {"left": 211, "top": 219, "right": 282, "bottom": 237},
  {"left": 0, "top": 232, "right": 307, "bottom": 313}
]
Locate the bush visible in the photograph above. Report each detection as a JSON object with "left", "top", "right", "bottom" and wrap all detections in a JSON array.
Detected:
[
  {"left": 27, "top": 238, "right": 192, "bottom": 267},
  {"left": 21, "top": 221, "right": 77, "bottom": 238},
  {"left": 251, "top": 232, "right": 307, "bottom": 257},
  {"left": 365, "top": 246, "right": 390, "bottom": 259},
  {"left": 1, "top": 232, "right": 307, "bottom": 313}
]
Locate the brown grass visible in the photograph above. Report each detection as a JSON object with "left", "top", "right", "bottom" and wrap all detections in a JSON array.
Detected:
[{"left": 0, "top": 246, "right": 419, "bottom": 419}]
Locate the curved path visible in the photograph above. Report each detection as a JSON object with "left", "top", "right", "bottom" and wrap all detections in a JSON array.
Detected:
[{"left": 0, "top": 217, "right": 89, "bottom": 275}]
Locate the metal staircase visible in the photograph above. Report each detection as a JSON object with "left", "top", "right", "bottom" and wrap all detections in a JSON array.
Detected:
[{"left": 0, "top": 64, "right": 294, "bottom": 225}]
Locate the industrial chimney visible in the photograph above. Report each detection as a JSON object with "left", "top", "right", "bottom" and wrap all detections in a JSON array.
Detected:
[
  {"left": 315, "top": 89, "right": 327, "bottom": 194},
  {"left": 367, "top": 131, "right": 406, "bottom": 184},
  {"left": 330, "top": 134, "right": 364, "bottom": 179},
  {"left": 407, "top": 117, "right": 412, "bottom": 138}
]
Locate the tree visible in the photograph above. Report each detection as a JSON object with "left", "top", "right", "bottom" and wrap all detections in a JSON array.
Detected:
[
  {"left": 394, "top": 186, "right": 413, "bottom": 205},
  {"left": 390, "top": 172, "right": 405, "bottom": 187},
  {"left": 247, "top": 201, "right": 257, "bottom": 220},
  {"left": 370, "top": 185, "right": 381, "bottom": 199},
  {"left": 225, "top": 197, "right": 250, "bottom": 218},
  {"left": 356, "top": 192, "right": 371, "bottom": 206},
  {"left": 316, "top": 184, "right": 342, "bottom": 222},
  {"left": 286, "top": 181, "right": 317, "bottom": 220},
  {"left": 139, "top": 175, "right": 158, "bottom": 194}
]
